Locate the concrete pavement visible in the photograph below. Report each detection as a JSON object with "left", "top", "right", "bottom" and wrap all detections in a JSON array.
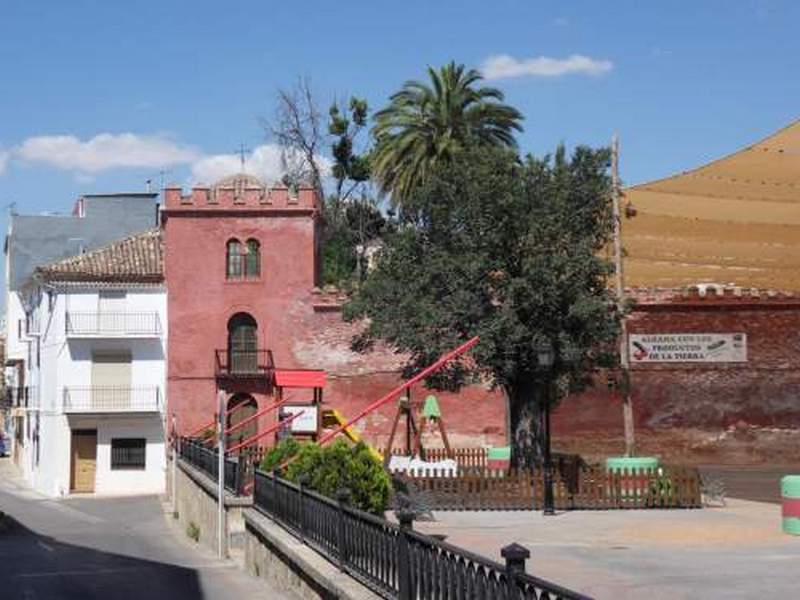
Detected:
[
  {"left": 416, "top": 501, "right": 800, "bottom": 599},
  {"left": 0, "top": 458, "right": 294, "bottom": 600}
]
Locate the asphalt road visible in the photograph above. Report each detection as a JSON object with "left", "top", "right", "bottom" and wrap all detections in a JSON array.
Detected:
[{"left": 0, "top": 459, "right": 293, "bottom": 600}]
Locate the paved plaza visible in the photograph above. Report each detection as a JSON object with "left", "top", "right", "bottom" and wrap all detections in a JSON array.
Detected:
[{"left": 416, "top": 499, "right": 800, "bottom": 599}]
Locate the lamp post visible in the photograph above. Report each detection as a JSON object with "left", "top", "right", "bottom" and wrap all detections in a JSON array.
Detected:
[{"left": 536, "top": 342, "right": 556, "bottom": 516}]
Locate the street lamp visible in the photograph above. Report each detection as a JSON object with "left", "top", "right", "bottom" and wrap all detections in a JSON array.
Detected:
[{"left": 536, "top": 342, "right": 556, "bottom": 516}]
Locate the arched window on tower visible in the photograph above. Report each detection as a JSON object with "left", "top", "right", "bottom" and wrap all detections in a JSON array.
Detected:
[
  {"left": 227, "top": 312, "right": 258, "bottom": 374},
  {"left": 245, "top": 239, "right": 260, "bottom": 278},
  {"left": 226, "top": 239, "right": 243, "bottom": 279}
]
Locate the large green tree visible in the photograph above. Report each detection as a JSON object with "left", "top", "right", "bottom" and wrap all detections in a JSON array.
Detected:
[
  {"left": 345, "top": 144, "right": 620, "bottom": 466},
  {"left": 371, "top": 62, "right": 523, "bottom": 207}
]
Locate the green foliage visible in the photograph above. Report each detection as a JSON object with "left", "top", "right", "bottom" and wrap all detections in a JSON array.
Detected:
[
  {"left": 329, "top": 96, "right": 371, "bottom": 200},
  {"left": 260, "top": 437, "right": 302, "bottom": 473},
  {"left": 346, "top": 144, "right": 620, "bottom": 465},
  {"left": 186, "top": 521, "right": 200, "bottom": 542},
  {"left": 649, "top": 470, "right": 675, "bottom": 506},
  {"left": 372, "top": 61, "right": 523, "bottom": 207},
  {"left": 262, "top": 438, "right": 391, "bottom": 514},
  {"left": 321, "top": 195, "right": 390, "bottom": 286}
]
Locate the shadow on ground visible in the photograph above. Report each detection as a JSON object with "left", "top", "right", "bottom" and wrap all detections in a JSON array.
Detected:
[{"left": 0, "top": 514, "right": 204, "bottom": 600}]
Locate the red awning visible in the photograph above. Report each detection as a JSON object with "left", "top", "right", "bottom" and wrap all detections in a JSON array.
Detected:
[{"left": 274, "top": 369, "right": 326, "bottom": 389}]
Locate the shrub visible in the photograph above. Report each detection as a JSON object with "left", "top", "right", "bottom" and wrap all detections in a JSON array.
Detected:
[
  {"left": 260, "top": 437, "right": 302, "bottom": 473},
  {"left": 263, "top": 438, "right": 391, "bottom": 515}
]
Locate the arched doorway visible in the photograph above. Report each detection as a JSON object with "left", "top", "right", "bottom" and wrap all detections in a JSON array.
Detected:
[
  {"left": 227, "top": 312, "right": 258, "bottom": 374},
  {"left": 227, "top": 393, "right": 258, "bottom": 449}
]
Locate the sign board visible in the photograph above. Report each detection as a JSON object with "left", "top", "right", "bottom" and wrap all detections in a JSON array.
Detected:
[
  {"left": 629, "top": 333, "right": 747, "bottom": 363},
  {"left": 281, "top": 405, "right": 319, "bottom": 434}
]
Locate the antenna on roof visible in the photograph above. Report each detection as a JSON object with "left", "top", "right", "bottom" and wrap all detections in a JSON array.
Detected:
[{"left": 237, "top": 143, "right": 250, "bottom": 172}]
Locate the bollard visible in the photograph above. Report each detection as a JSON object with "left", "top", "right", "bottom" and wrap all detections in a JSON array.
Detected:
[
  {"left": 396, "top": 509, "right": 415, "bottom": 600},
  {"left": 781, "top": 475, "right": 800, "bottom": 535}
]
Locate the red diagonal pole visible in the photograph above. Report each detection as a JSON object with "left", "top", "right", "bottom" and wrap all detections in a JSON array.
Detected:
[
  {"left": 317, "top": 336, "right": 479, "bottom": 447},
  {"left": 224, "top": 399, "right": 287, "bottom": 435},
  {"left": 225, "top": 411, "right": 304, "bottom": 455}
]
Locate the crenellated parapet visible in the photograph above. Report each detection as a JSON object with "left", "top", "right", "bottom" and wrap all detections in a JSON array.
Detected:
[
  {"left": 626, "top": 283, "right": 800, "bottom": 309},
  {"left": 163, "top": 173, "right": 319, "bottom": 214}
]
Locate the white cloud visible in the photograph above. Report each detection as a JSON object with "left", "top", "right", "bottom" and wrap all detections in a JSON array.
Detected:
[
  {"left": 0, "top": 149, "right": 8, "bottom": 175},
  {"left": 481, "top": 54, "right": 613, "bottom": 80},
  {"left": 15, "top": 133, "right": 200, "bottom": 173},
  {"left": 189, "top": 144, "right": 331, "bottom": 186}
]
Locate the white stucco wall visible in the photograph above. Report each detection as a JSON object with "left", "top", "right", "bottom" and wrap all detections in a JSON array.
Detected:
[
  {"left": 19, "top": 284, "right": 167, "bottom": 497},
  {"left": 4, "top": 292, "right": 27, "bottom": 365}
]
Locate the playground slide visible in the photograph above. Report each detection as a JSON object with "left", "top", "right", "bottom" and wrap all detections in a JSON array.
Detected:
[{"left": 322, "top": 409, "right": 383, "bottom": 461}]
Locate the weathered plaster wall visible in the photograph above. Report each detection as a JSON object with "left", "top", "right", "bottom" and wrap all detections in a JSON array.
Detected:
[{"left": 164, "top": 181, "right": 319, "bottom": 435}]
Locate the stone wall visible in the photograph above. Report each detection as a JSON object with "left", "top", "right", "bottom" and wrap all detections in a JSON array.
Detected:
[
  {"left": 174, "top": 458, "right": 378, "bottom": 599},
  {"left": 174, "top": 459, "right": 250, "bottom": 557}
]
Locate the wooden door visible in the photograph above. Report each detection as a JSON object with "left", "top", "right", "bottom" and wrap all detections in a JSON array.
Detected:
[
  {"left": 71, "top": 429, "right": 97, "bottom": 492},
  {"left": 228, "top": 314, "right": 258, "bottom": 374},
  {"left": 227, "top": 395, "right": 257, "bottom": 449}
]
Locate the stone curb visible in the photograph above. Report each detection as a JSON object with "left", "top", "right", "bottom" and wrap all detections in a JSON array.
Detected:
[{"left": 243, "top": 507, "right": 380, "bottom": 600}]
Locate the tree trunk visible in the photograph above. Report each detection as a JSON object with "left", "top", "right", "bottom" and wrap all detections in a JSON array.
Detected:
[{"left": 505, "top": 379, "right": 546, "bottom": 469}]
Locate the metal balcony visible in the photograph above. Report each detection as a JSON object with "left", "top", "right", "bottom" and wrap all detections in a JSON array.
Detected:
[
  {"left": 215, "top": 349, "right": 274, "bottom": 379},
  {"left": 5, "top": 386, "right": 37, "bottom": 409},
  {"left": 65, "top": 312, "right": 163, "bottom": 338},
  {"left": 62, "top": 386, "right": 161, "bottom": 413}
]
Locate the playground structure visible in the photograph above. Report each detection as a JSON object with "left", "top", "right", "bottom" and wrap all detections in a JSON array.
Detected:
[{"left": 182, "top": 336, "right": 480, "bottom": 486}]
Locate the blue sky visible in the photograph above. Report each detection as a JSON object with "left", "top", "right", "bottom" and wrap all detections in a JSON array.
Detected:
[{"left": 2, "top": 1, "right": 799, "bottom": 222}]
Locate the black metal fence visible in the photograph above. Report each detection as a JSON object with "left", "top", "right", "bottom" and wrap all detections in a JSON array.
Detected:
[
  {"left": 253, "top": 470, "right": 592, "bottom": 600},
  {"left": 179, "top": 437, "right": 242, "bottom": 494}
]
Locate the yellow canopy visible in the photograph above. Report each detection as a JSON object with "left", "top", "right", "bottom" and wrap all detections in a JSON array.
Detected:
[{"left": 622, "top": 120, "right": 800, "bottom": 291}]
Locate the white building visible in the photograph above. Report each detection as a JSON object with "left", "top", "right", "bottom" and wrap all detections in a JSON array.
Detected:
[
  {"left": 4, "top": 193, "right": 158, "bottom": 467},
  {"left": 16, "top": 230, "right": 167, "bottom": 496}
]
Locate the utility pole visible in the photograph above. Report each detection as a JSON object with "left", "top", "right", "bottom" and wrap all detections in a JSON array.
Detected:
[
  {"left": 217, "top": 391, "right": 226, "bottom": 558},
  {"left": 612, "top": 134, "right": 635, "bottom": 457}
]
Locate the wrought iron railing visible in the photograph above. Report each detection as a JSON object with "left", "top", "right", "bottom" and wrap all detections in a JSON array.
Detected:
[
  {"left": 65, "top": 312, "right": 163, "bottom": 336},
  {"left": 252, "top": 470, "right": 592, "bottom": 600},
  {"left": 214, "top": 348, "right": 274, "bottom": 379},
  {"left": 178, "top": 437, "right": 241, "bottom": 494},
  {"left": 5, "top": 386, "right": 38, "bottom": 409},
  {"left": 62, "top": 386, "right": 161, "bottom": 413}
]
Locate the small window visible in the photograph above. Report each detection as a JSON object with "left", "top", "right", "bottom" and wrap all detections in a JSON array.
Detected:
[
  {"left": 226, "top": 239, "right": 243, "bottom": 279},
  {"left": 111, "top": 438, "right": 146, "bottom": 470},
  {"left": 245, "top": 239, "right": 260, "bottom": 278},
  {"left": 226, "top": 238, "right": 260, "bottom": 279}
]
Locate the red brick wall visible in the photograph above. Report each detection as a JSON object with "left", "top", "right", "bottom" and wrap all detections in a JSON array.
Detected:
[{"left": 556, "top": 290, "right": 800, "bottom": 435}]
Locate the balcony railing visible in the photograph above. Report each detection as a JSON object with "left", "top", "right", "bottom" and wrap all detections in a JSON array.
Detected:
[
  {"left": 215, "top": 349, "right": 274, "bottom": 379},
  {"left": 5, "top": 386, "right": 38, "bottom": 409},
  {"left": 65, "top": 312, "right": 163, "bottom": 337},
  {"left": 62, "top": 386, "right": 161, "bottom": 413}
]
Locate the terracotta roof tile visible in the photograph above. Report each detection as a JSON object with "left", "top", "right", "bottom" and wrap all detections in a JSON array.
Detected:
[{"left": 36, "top": 229, "right": 163, "bottom": 283}]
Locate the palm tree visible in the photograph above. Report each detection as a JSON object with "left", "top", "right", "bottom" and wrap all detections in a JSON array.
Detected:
[{"left": 372, "top": 61, "right": 524, "bottom": 206}]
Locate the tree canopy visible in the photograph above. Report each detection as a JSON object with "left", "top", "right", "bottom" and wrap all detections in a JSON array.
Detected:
[
  {"left": 371, "top": 62, "right": 523, "bottom": 208},
  {"left": 345, "top": 143, "right": 620, "bottom": 465}
]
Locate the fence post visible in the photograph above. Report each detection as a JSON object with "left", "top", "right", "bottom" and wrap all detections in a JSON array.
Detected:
[
  {"left": 298, "top": 474, "right": 309, "bottom": 545},
  {"left": 501, "top": 542, "right": 530, "bottom": 589},
  {"left": 397, "top": 509, "right": 415, "bottom": 600},
  {"left": 336, "top": 488, "right": 351, "bottom": 572},
  {"left": 171, "top": 416, "right": 178, "bottom": 515}
]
